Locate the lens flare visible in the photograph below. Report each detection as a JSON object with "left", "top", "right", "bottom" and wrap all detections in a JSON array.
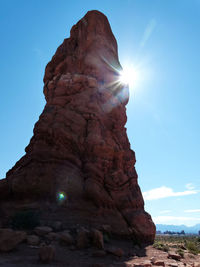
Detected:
[
  {"left": 57, "top": 192, "right": 66, "bottom": 202},
  {"left": 119, "top": 66, "right": 139, "bottom": 87}
]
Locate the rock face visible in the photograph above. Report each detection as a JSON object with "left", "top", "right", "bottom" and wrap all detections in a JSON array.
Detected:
[{"left": 1, "top": 10, "right": 155, "bottom": 243}]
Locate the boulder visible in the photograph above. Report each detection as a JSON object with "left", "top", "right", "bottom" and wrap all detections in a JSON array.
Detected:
[
  {"left": 0, "top": 228, "right": 27, "bottom": 252},
  {"left": 59, "top": 231, "right": 75, "bottom": 245},
  {"left": 34, "top": 226, "right": 52, "bottom": 236},
  {"left": 76, "top": 228, "right": 90, "bottom": 249},
  {"left": 39, "top": 244, "right": 55, "bottom": 263},
  {"left": 27, "top": 235, "right": 40, "bottom": 246},
  {"left": 92, "top": 229, "right": 104, "bottom": 249},
  {"left": 168, "top": 252, "right": 181, "bottom": 261},
  {"left": 154, "top": 260, "right": 165, "bottom": 266},
  {"left": 106, "top": 247, "right": 124, "bottom": 257}
]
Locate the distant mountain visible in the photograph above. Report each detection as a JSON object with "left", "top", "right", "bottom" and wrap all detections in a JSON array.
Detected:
[{"left": 156, "top": 224, "right": 200, "bottom": 234}]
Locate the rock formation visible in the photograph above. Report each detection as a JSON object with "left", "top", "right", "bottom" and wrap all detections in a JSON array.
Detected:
[{"left": 0, "top": 10, "right": 155, "bottom": 243}]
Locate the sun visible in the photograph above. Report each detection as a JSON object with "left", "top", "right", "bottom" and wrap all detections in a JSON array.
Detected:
[{"left": 119, "top": 66, "right": 139, "bottom": 87}]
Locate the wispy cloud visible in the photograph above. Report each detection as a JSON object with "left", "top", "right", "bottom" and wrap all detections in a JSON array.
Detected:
[
  {"left": 185, "top": 183, "right": 195, "bottom": 190},
  {"left": 153, "top": 215, "right": 200, "bottom": 226},
  {"left": 140, "top": 18, "right": 157, "bottom": 47},
  {"left": 184, "top": 209, "right": 200, "bottom": 213},
  {"left": 160, "top": 210, "right": 171, "bottom": 214},
  {"left": 143, "top": 186, "right": 198, "bottom": 200}
]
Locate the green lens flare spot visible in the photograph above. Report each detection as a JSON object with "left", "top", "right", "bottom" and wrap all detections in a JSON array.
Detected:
[{"left": 58, "top": 192, "right": 66, "bottom": 201}]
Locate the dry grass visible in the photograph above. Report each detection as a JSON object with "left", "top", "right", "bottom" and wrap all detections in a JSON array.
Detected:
[{"left": 154, "top": 235, "right": 200, "bottom": 255}]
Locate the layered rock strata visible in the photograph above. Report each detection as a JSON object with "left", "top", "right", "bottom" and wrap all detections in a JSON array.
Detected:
[{"left": 1, "top": 10, "right": 155, "bottom": 243}]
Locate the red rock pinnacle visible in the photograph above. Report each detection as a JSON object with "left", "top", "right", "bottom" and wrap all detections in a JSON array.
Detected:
[{"left": 1, "top": 10, "right": 155, "bottom": 243}]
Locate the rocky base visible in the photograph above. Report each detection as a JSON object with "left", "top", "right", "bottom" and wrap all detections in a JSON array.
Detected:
[
  {"left": 0, "top": 200, "right": 153, "bottom": 244},
  {"left": 0, "top": 227, "right": 199, "bottom": 267},
  {"left": 0, "top": 201, "right": 199, "bottom": 266}
]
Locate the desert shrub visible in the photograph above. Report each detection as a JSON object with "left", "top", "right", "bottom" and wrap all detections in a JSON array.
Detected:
[
  {"left": 185, "top": 241, "right": 200, "bottom": 255},
  {"left": 153, "top": 241, "right": 169, "bottom": 252},
  {"left": 176, "top": 248, "right": 184, "bottom": 258},
  {"left": 11, "top": 210, "right": 40, "bottom": 230}
]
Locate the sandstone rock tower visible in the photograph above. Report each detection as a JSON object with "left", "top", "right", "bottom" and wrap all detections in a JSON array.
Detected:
[{"left": 1, "top": 11, "right": 155, "bottom": 243}]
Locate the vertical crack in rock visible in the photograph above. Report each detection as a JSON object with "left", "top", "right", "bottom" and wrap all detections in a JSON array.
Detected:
[{"left": 1, "top": 10, "right": 155, "bottom": 244}]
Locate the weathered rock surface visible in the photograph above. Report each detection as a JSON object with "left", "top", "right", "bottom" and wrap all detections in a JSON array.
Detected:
[{"left": 1, "top": 10, "right": 155, "bottom": 243}]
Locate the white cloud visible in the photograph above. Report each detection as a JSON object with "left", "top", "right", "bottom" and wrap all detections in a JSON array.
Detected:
[
  {"left": 185, "top": 183, "right": 195, "bottom": 190},
  {"left": 160, "top": 210, "right": 171, "bottom": 214},
  {"left": 153, "top": 215, "right": 200, "bottom": 226},
  {"left": 184, "top": 209, "right": 200, "bottom": 213},
  {"left": 143, "top": 186, "right": 198, "bottom": 200}
]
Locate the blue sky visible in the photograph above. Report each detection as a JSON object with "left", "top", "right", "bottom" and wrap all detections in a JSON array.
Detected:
[{"left": 0, "top": 0, "right": 200, "bottom": 226}]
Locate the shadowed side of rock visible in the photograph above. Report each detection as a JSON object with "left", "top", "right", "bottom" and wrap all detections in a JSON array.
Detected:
[{"left": 0, "top": 10, "right": 155, "bottom": 244}]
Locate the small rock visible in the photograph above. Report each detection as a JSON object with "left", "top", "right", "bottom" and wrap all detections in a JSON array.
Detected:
[
  {"left": 154, "top": 260, "right": 165, "bottom": 266},
  {"left": 150, "top": 257, "right": 156, "bottom": 264},
  {"left": 51, "top": 221, "right": 62, "bottom": 232},
  {"left": 169, "top": 263, "right": 178, "bottom": 267},
  {"left": 143, "top": 260, "right": 152, "bottom": 267},
  {"left": 106, "top": 247, "right": 124, "bottom": 257},
  {"left": 168, "top": 252, "right": 181, "bottom": 261},
  {"left": 92, "top": 250, "right": 107, "bottom": 257},
  {"left": 92, "top": 229, "right": 104, "bottom": 249},
  {"left": 34, "top": 226, "right": 52, "bottom": 236},
  {"left": 39, "top": 244, "right": 55, "bottom": 263},
  {"left": 76, "top": 228, "right": 90, "bottom": 249},
  {"left": 0, "top": 228, "right": 27, "bottom": 252},
  {"left": 46, "top": 232, "right": 59, "bottom": 241},
  {"left": 60, "top": 231, "right": 75, "bottom": 245},
  {"left": 27, "top": 235, "right": 40, "bottom": 246},
  {"left": 134, "top": 264, "right": 144, "bottom": 267}
]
